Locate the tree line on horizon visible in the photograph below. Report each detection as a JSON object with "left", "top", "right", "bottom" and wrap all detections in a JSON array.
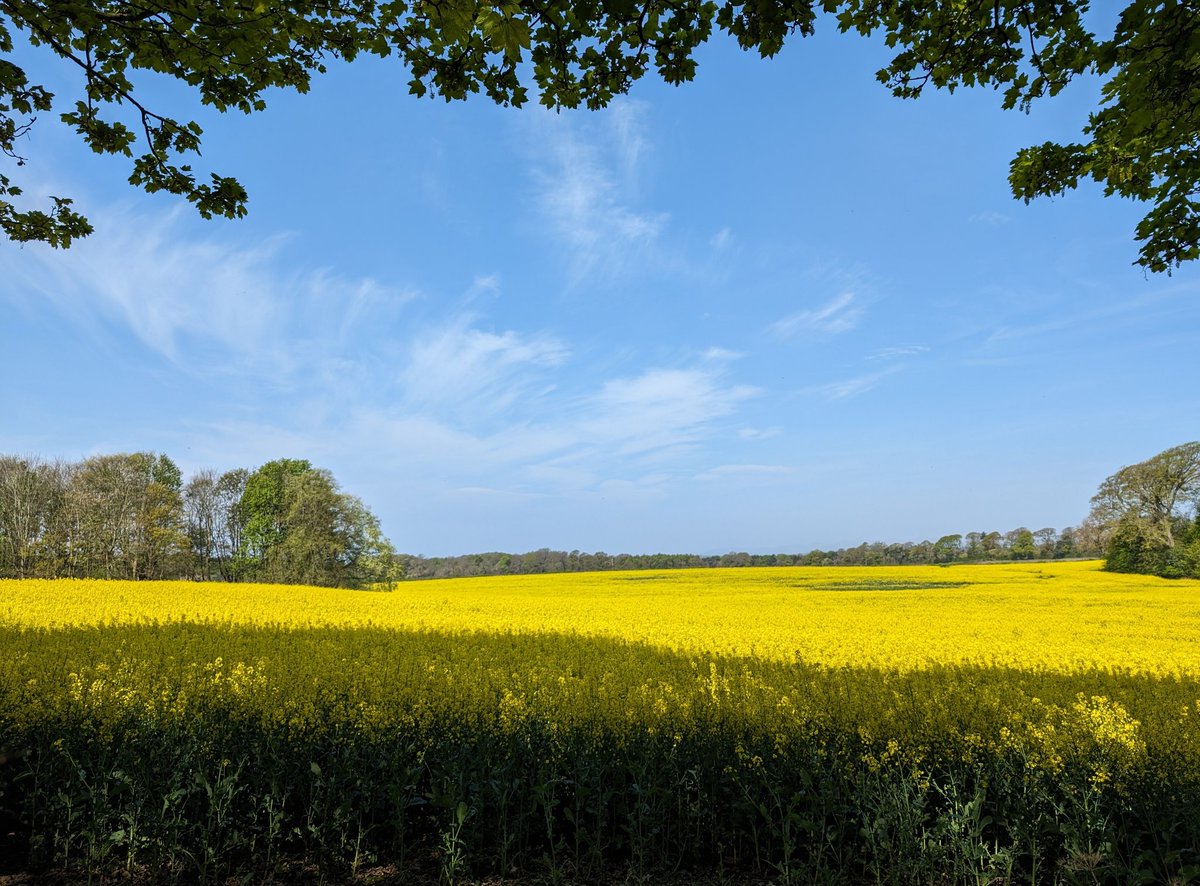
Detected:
[
  {"left": 400, "top": 442, "right": 1200, "bottom": 581},
  {"left": 397, "top": 526, "right": 1105, "bottom": 580},
  {"left": 0, "top": 450, "right": 1099, "bottom": 585},
  {"left": 3, "top": 443, "right": 1196, "bottom": 585},
  {"left": 0, "top": 453, "right": 399, "bottom": 588}
]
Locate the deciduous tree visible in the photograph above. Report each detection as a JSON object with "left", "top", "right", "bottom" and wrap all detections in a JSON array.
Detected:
[
  {"left": 933, "top": 533, "right": 963, "bottom": 564},
  {"left": 1090, "top": 441, "right": 1200, "bottom": 577},
  {"left": 238, "top": 457, "right": 312, "bottom": 569},
  {"left": 0, "top": 454, "right": 65, "bottom": 577},
  {"left": 239, "top": 458, "right": 397, "bottom": 587},
  {"left": 1007, "top": 527, "right": 1037, "bottom": 560},
  {"left": 65, "top": 451, "right": 188, "bottom": 579}
]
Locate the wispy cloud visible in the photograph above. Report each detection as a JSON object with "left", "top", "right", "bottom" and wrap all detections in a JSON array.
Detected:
[
  {"left": 452, "top": 485, "right": 546, "bottom": 501},
  {"left": 607, "top": 100, "right": 650, "bottom": 182},
  {"left": 528, "top": 102, "right": 669, "bottom": 283},
  {"left": 696, "top": 463, "right": 796, "bottom": 480},
  {"left": 802, "top": 365, "right": 903, "bottom": 401},
  {"left": 336, "top": 360, "right": 762, "bottom": 503},
  {"left": 738, "top": 427, "right": 782, "bottom": 441},
  {"left": 180, "top": 330, "right": 760, "bottom": 500},
  {"left": 772, "top": 291, "right": 864, "bottom": 337},
  {"left": 582, "top": 367, "right": 761, "bottom": 459},
  {"left": 970, "top": 211, "right": 1011, "bottom": 225},
  {"left": 461, "top": 273, "right": 503, "bottom": 304},
  {"left": 869, "top": 345, "right": 929, "bottom": 360},
  {"left": 702, "top": 346, "right": 744, "bottom": 362},
  {"left": 0, "top": 203, "right": 414, "bottom": 373},
  {"left": 398, "top": 313, "right": 569, "bottom": 423},
  {"left": 980, "top": 285, "right": 1192, "bottom": 348},
  {"left": 2, "top": 194, "right": 768, "bottom": 537}
]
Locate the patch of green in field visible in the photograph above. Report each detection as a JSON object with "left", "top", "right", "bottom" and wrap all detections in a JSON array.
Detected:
[{"left": 806, "top": 579, "right": 974, "bottom": 591}]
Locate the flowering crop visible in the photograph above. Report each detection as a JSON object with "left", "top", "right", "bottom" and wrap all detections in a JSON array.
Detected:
[
  {"left": 4, "top": 560, "right": 1200, "bottom": 673},
  {"left": 1, "top": 561, "right": 1199, "bottom": 883}
]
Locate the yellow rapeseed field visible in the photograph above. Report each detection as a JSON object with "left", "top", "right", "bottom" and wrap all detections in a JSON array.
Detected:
[
  {"left": 5, "top": 562, "right": 1200, "bottom": 881},
  {"left": 3, "top": 560, "right": 1199, "bottom": 675}
]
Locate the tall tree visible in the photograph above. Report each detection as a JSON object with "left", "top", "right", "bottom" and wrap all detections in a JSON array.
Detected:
[
  {"left": 336, "top": 490, "right": 402, "bottom": 588},
  {"left": 2, "top": 1, "right": 1198, "bottom": 270},
  {"left": 1033, "top": 527, "right": 1058, "bottom": 559},
  {"left": 1091, "top": 442, "right": 1200, "bottom": 548},
  {"left": 933, "top": 533, "right": 963, "bottom": 564},
  {"left": 183, "top": 468, "right": 220, "bottom": 580},
  {"left": 238, "top": 458, "right": 313, "bottom": 570},
  {"left": 1007, "top": 527, "right": 1037, "bottom": 560},
  {"left": 260, "top": 469, "right": 348, "bottom": 587},
  {"left": 0, "top": 455, "right": 65, "bottom": 577},
  {"left": 137, "top": 452, "right": 188, "bottom": 579},
  {"left": 65, "top": 452, "right": 188, "bottom": 579},
  {"left": 1089, "top": 442, "right": 1200, "bottom": 577},
  {"left": 980, "top": 531, "right": 1007, "bottom": 560},
  {"left": 1054, "top": 526, "right": 1079, "bottom": 559},
  {"left": 67, "top": 453, "right": 140, "bottom": 578},
  {"left": 239, "top": 459, "right": 396, "bottom": 587},
  {"left": 184, "top": 467, "right": 250, "bottom": 580},
  {"left": 214, "top": 468, "right": 248, "bottom": 581}
]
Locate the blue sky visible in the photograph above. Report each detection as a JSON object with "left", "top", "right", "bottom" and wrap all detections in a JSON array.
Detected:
[{"left": 2, "top": 21, "right": 1198, "bottom": 556}]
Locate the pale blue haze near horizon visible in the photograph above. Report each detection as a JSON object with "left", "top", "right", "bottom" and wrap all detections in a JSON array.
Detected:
[{"left": 2, "top": 19, "right": 1198, "bottom": 557}]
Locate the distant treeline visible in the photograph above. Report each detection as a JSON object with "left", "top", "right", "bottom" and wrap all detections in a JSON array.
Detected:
[
  {"left": 0, "top": 453, "right": 398, "bottom": 588},
  {"left": 20, "top": 446, "right": 1188, "bottom": 587},
  {"left": 397, "top": 526, "right": 1104, "bottom": 579}
]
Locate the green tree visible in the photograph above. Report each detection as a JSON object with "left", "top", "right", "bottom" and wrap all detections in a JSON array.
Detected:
[
  {"left": 1090, "top": 442, "right": 1200, "bottom": 578},
  {"left": 260, "top": 468, "right": 348, "bottom": 586},
  {"left": 980, "top": 531, "right": 1007, "bottom": 561},
  {"left": 65, "top": 452, "right": 188, "bottom": 579},
  {"left": 1091, "top": 442, "right": 1200, "bottom": 548},
  {"left": 183, "top": 467, "right": 246, "bottom": 580},
  {"left": 932, "top": 533, "right": 963, "bottom": 564},
  {"left": 239, "top": 459, "right": 397, "bottom": 587},
  {"left": 1103, "top": 515, "right": 1198, "bottom": 578},
  {"left": 1054, "top": 526, "right": 1078, "bottom": 559},
  {"left": 237, "top": 458, "right": 312, "bottom": 571},
  {"left": 1008, "top": 527, "right": 1037, "bottom": 560},
  {"left": 2, "top": 1, "right": 1198, "bottom": 270},
  {"left": 134, "top": 452, "right": 188, "bottom": 579},
  {"left": 335, "top": 489, "right": 402, "bottom": 588},
  {"left": 214, "top": 468, "right": 249, "bottom": 581},
  {"left": 0, "top": 454, "right": 66, "bottom": 578},
  {"left": 1033, "top": 527, "right": 1058, "bottom": 559},
  {"left": 964, "top": 531, "right": 984, "bottom": 561}
]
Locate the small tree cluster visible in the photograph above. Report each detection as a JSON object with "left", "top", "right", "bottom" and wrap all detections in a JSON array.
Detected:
[
  {"left": 0, "top": 453, "right": 400, "bottom": 588},
  {"left": 1088, "top": 442, "right": 1200, "bottom": 579}
]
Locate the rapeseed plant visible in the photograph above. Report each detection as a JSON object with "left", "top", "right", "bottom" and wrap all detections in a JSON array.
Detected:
[{"left": 1, "top": 562, "right": 1198, "bottom": 882}]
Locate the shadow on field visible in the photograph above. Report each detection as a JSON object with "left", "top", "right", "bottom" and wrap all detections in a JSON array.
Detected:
[{"left": 1, "top": 624, "right": 1199, "bottom": 884}]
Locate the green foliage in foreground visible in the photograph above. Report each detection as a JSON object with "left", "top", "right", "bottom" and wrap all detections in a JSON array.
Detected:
[
  {"left": 2, "top": 623, "right": 1200, "bottom": 883},
  {"left": 4, "top": 2, "right": 1199, "bottom": 271}
]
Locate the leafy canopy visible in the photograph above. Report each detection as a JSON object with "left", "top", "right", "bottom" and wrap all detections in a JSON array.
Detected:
[
  {"left": 237, "top": 458, "right": 399, "bottom": 588},
  {"left": 2, "top": 0, "right": 1197, "bottom": 271},
  {"left": 1090, "top": 441, "right": 1200, "bottom": 578}
]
